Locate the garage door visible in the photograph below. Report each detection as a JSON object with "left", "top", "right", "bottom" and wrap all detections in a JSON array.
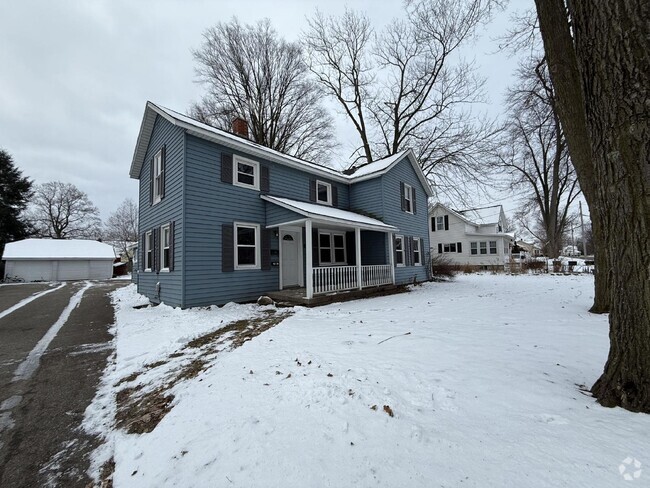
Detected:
[
  {"left": 56, "top": 261, "right": 91, "bottom": 280},
  {"left": 6, "top": 261, "right": 54, "bottom": 282}
]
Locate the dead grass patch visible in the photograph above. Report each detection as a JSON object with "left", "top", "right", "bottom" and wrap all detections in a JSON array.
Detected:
[{"left": 114, "top": 309, "right": 292, "bottom": 434}]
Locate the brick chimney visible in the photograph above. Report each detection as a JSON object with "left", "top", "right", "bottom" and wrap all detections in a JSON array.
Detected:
[{"left": 232, "top": 117, "right": 249, "bottom": 139}]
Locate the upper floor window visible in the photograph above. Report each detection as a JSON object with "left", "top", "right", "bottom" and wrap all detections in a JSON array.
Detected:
[
  {"left": 234, "top": 222, "right": 260, "bottom": 269},
  {"left": 316, "top": 180, "right": 332, "bottom": 205},
  {"left": 395, "top": 235, "right": 405, "bottom": 266},
  {"left": 153, "top": 149, "right": 164, "bottom": 204},
  {"left": 160, "top": 224, "right": 171, "bottom": 271},
  {"left": 436, "top": 216, "right": 445, "bottom": 231},
  {"left": 404, "top": 184, "right": 413, "bottom": 213},
  {"left": 233, "top": 156, "right": 260, "bottom": 190}
]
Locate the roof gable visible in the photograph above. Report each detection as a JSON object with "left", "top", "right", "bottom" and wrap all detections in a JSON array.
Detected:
[{"left": 130, "top": 102, "right": 433, "bottom": 196}]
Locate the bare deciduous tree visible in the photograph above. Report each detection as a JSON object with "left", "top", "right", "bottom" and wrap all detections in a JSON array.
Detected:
[
  {"left": 191, "top": 18, "right": 336, "bottom": 165},
  {"left": 535, "top": 0, "right": 650, "bottom": 412},
  {"left": 495, "top": 57, "right": 580, "bottom": 258},
  {"left": 304, "top": 1, "right": 502, "bottom": 203},
  {"left": 104, "top": 198, "right": 138, "bottom": 259},
  {"left": 28, "top": 181, "right": 101, "bottom": 240},
  {"left": 497, "top": 6, "right": 609, "bottom": 313}
]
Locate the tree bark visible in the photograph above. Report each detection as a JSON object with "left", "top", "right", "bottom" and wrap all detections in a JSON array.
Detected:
[
  {"left": 534, "top": 0, "right": 610, "bottom": 313},
  {"left": 536, "top": 0, "right": 650, "bottom": 412}
]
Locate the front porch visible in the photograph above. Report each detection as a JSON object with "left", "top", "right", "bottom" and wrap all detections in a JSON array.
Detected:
[{"left": 263, "top": 195, "right": 398, "bottom": 301}]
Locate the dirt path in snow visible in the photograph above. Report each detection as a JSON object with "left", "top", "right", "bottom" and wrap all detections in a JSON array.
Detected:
[{"left": 0, "top": 281, "right": 126, "bottom": 488}]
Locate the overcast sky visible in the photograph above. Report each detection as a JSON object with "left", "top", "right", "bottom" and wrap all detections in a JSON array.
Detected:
[{"left": 0, "top": 0, "right": 531, "bottom": 220}]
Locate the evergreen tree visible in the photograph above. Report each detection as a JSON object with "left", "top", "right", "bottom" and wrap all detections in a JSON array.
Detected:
[{"left": 0, "top": 149, "right": 33, "bottom": 255}]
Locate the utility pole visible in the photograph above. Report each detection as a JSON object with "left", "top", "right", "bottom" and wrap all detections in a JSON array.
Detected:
[{"left": 579, "top": 201, "right": 587, "bottom": 256}]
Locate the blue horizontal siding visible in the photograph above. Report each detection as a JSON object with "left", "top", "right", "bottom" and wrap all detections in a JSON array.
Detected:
[
  {"left": 380, "top": 157, "right": 430, "bottom": 284},
  {"left": 137, "top": 115, "right": 184, "bottom": 306}
]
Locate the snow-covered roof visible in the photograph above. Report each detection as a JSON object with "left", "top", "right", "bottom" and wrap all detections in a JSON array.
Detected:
[
  {"left": 2, "top": 239, "right": 116, "bottom": 260},
  {"left": 457, "top": 205, "right": 503, "bottom": 226},
  {"left": 261, "top": 196, "right": 397, "bottom": 232},
  {"left": 130, "top": 102, "right": 433, "bottom": 196}
]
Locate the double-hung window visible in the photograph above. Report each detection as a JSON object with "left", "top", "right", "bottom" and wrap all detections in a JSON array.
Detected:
[
  {"left": 316, "top": 180, "right": 332, "bottom": 205},
  {"left": 153, "top": 150, "right": 163, "bottom": 204},
  {"left": 489, "top": 241, "right": 498, "bottom": 254},
  {"left": 436, "top": 216, "right": 445, "bottom": 231},
  {"left": 395, "top": 235, "right": 405, "bottom": 266},
  {"left": 233, "top": 156, "right": 260, "bottom": 190},
  {"left": 319, "top": 231, "right": 346, "bottom": 265},
  {"left": 443, "top": 243, "right": 457, "bottom": 253},
  {"left": 234, "top": 223, "right": 260, "bottom": 269},
  {"left": 160, "top": 224, "right": 171, "bottom": 271},
  {"left": 413, "top": 238, "right": 421, "bottom": 266},
  {"left": 470, "top": 242, "right": 478, "bottom": 255},
  {"left": 404, "top": 184, "right": 413, "bottom": 213},
  {"left": 145, "top": 231, "right": 153, "bottom": 271},
  {"left": 480, "top": 242, "right": 487, "bottom": 255}
]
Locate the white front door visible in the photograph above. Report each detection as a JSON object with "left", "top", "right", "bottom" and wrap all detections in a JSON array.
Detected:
[{"left": 281, "top": 230, "right": 301, "bottom": 288}]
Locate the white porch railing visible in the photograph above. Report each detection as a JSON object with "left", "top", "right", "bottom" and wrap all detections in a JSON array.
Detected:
[
  {"left": 312, "top": 264, "right": 393, "bottom": 295},
  {"left": 361, "top": 264, "right": 392, "bottom": 288},
  {"left": 313, "top": 266, "right": 358, "bottom": 294}
]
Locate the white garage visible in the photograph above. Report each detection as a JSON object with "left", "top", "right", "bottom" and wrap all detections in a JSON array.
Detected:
[{"left": 2, "top": 239, "right": 116, "bottom": 282}]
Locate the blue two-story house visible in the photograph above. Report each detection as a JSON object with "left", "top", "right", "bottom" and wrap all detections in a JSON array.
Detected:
[{"left": 129, "top": 102, "right": 433, "bottom": 308}]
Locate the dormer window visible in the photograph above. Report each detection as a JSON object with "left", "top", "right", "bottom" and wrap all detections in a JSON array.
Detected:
[
  {"left": 316, "top": 180, "right": 332, "bottom": 205},
  {"left": 233, "top": 155, "right": 260, "bottom": 190}
]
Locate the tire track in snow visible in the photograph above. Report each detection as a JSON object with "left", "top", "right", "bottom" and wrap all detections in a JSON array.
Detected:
[
  {"left": 12, "top": 282, "right": 93, "bottom": 382},
  {"left": 0, "top": 283, "right": 66, "bottom": 321}
]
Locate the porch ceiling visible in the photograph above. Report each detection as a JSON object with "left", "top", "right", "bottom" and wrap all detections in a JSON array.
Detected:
[{"left": 262, "top": 195, "right": 397, "bottom": 232}]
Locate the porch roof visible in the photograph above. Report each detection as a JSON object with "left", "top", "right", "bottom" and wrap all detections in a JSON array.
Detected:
[{"left": 261, "top": 195, "right": 397, "bottom": 232}]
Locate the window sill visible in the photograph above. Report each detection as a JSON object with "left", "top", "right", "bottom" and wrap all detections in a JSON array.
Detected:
[
  {"left": 233, "top": 181, "right": 260, "bottom": 191},
  {"left": 396, "top": 264, "right": 405, "bottom": 268},
  {"left": 234, "top": 265, "right": 261, "bottom": 271},
  {"left": 316, "top": 200, "right": 332, "bottom": 206},
  {"left": 144, "top": 269, "right": 152, "bottom": 272},
  {"left": 160, "top": 268, "right": 170, "bottom": 273}
]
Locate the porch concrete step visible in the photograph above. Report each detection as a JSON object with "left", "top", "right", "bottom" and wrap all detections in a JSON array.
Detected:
[{"left": 266, "top": 284, "right": 407, "bottom": 307}]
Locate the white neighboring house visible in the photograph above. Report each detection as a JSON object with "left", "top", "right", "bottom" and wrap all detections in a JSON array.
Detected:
[
  {"left": 2, "top": 239, "right": 116, "bottom": 282},
  {"left": 429, "top": 203, "right": 514, "bottom": 268}
]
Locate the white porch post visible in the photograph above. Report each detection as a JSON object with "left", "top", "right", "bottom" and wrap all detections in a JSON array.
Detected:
[
  {"left": 355, "top": 227, "right": 362, "bottom": 290},
  {"left": 305, "top": 219, "right": 313, "bottom": 299},
  {"left": 388, "top": 232, "right": 395, "bottom": 285}
]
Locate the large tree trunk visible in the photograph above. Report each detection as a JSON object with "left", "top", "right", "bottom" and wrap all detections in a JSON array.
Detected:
[
  {"left": 534, "top": 0, "right": 611, "bottom": 314},
  {"left": 535, "top": 0, "right": 650, "bottom": 412}
]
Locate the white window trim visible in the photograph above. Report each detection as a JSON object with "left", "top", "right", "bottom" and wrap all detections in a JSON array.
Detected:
[
  {"left": 404, "top": 184, "right": 413, "bottom": 214},
  {"left": 318, "top": 230, "right": 347, "bottom": 265},
  {"left": 160, "top": 224, "right": 171, "bottom": 272},
  {"left": 479, "top": 241, "right": 488, "bottom": 255},
  {"left": 144, "top": 231, "right": 153, "bottom": 271},
  {"left": 316, "top": 180, "right": 332, "bottom": 205},
  {"left": 489, "top": 240, "right": 498, "bottom": 255},
  {"left": 153, "top": 150, "right": 163, "bottom": 205},
  {"left": 395, "top": 235, "right": 405, "bottom": 267},
  {"left": 436, "top": 215, "right": 445, "bottom": 231},
  {"left": 413, "top": 237, "right": 422, "bottom": 266},
  {"left": 233, "top": 155, "right": 260, "bottom": 190},
  {"left": 470, "top": 241, "right": 478, "bottom": 255},
  {"left": 234, "top": 222, "right": 261, "bottom": 270}
]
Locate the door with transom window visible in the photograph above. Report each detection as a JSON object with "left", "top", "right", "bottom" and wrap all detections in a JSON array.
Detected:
[{"left": 280, "top": 230, "right": 302, "bottom": 288}]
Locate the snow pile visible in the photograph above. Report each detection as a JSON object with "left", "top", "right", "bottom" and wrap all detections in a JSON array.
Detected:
[{"left": 87, "top": 276, "right": 649, "bottom": 488}]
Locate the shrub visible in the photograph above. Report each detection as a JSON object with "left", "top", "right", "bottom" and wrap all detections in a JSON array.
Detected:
[{"left": 430, "top": 254, "right": 458, "bottom": 281}]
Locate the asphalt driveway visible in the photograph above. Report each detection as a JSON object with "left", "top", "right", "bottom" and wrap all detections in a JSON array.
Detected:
[{"left": 0, "top": 280, "right": 128, "bottom": 487}]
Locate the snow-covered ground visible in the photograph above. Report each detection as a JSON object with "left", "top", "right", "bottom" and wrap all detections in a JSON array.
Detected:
[{"left": 85, "top": 275, "right": 649, "bottom": 488}]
